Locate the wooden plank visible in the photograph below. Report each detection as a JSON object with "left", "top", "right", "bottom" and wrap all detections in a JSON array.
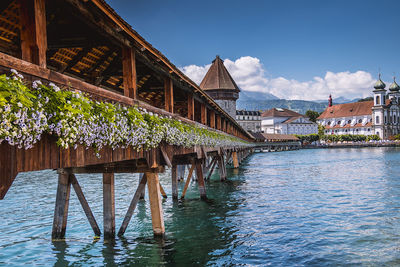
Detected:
[
  {"left": 118, "top": 173, "right": 147, "bottom": 236},
  {"left": 195, "top": 159, "right": 207, "bottom": 200},
  {"left": 171, "top": 164, "right": 178, "bottom": 200},
  {"left": 210, "top": 110, "right": 215, "bottom": 128},
  {"left": 146, "top": 172, "right": 165, "bottom": 236},
  {"left": 52, "top": 171, "right": 71, "bottom": 239},
  {"left": 181, "top": 164, "right": 195, "bottom": 199},
  {"left": 187, "top": 93, "right": 194, "bottom": 120},
  {"left": 103, "top": 173, "right": 115, "bottom": 239},
  {"left": 70, "top": 174, "right": 101, "bottom": 236},
  {"left": 0, "top": 144, "right": 18, "bottom": 200},
  {"left": 160, "top": 145, "right": 172, "bottom": 168},
  {"left": 164, "top": 77, "right": 173, "bottom": 113},
  {"left": 122, "top": 47, "right": 137, "bottom": 99},
  {"left": 201, "top": 104, "right": 207, "bottom": 125}
]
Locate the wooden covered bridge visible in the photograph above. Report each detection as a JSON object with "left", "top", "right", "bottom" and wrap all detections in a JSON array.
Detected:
[{"left": 0, "top": 0, "right": 256, "bottom": 239}]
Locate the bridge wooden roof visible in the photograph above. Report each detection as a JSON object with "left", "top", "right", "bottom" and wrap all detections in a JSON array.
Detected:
[{"left": 0, "top": 0, "right": 253, "bottom": 140}]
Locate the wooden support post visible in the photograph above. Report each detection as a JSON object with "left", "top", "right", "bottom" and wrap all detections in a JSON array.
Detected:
[
  {"left": 19, "top": 0, "right": 47, "bottom": 68},
  {"left": 201, "top": 104, "right": 207, "bottom": 125},
  {"left": 70, "top": 174, "right": 101, "bottom": 236},
  {"left": 195, "top": 159, "right": 207, "bottom": 200},
  {"left": 122, "top": 47, "right": 137, "bottom": 99},
  {"left": 217, "top": 155, "right": 227, "bottom": 181},
  {"left": 187, "top": 94, "right": 194, "bottom": 120},
  {"left": 210, "top": 110, "right": 215, "bottom": 128},
  {"left": 181, "top": 164, "right": 195, "bottom": 199},
  {"left": 103, "top": 173, "right": 115, "bottom": 239},
  {"left": 146, "top": 172, "right": 165, "bottom": 236},
  {"left": 232, "top": 151, "right": 239, "bottom": 168},
  {"left": 52, "top": 172, "right": 71, "bottom": 239},
  {"left": 159, "top": 183, "right": 167, "bottom": 198},
  {"left": 216, "top": 115, "right": 221, "bottom": 130},
  {"left": 164, "top": 77, "right": 173, "bottom": 113},
  {"left": 177, "top": 165, "right": 185, "bottom": 181},
  {"left": 118, "top": 173, "right": 148, "bottom": 236},
  {"left": 139, "top": 173, "right": 145, "bottom": 199},
  {"left": 171, "top": 164, "right": 178, "bottom": 200},
  {"left": 206, "top": 157, "right": 218, "bottom": 180}
]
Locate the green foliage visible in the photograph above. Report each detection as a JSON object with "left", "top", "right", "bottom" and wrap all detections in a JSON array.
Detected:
[
  {"left": 321, "top": 134, "right": 379, "bottom": 142},
  {"left": 0, "top": 71, "right": 250, "bottom": 154},
  {"left": 358, "top": 97, "right": 373, "bottom": 102},
  {"left": 305, "top": 110, "right": 320, "bottom": 122},
  {"left": 295, "top": 133, "right": 319, "bottom": 143},
  {"left": 318, "top": 124, "right": 325, "bottom": 137}
]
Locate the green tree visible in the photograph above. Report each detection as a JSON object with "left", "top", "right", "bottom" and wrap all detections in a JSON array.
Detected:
[{"left": 305, "top": 110, "right": 320, "bottom": 122}]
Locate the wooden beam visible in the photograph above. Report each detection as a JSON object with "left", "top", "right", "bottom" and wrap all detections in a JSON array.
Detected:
[
  {"left": 122, "top": 47, "right": 137, "bottom": 99},
  {"left": 160, "top": 145, "right": 172, "bottom": 168},
  {"left": 210, "top": 110, "right": 215, "bottom": 128},
  {"left": 216, "top": 115, "right": 221, "bottom": 130},
  {"left": 181, "top": 164, "right": 195, "bottom": 199},
  {"left": 217, "top": 155, "right": 227, "bottom": 181},
  {"left": 187, "top": 93, "right": 194, "bottom": 120},
  {"left": 159, "top": 183, "right": 167, "bottom": 199},
  {"left": 63, "top": 165, "right": 164, "bottom": 174},
  {"left": 19, "top": 0, "right": 47, "bottom": 68},
  {"left": 52, "top": 172, "right": 71, "bottom": 239},
  {"left": 118, "top": 173, "right": 147, "bottom": 236},
  {"left": 232, "top": 151, "right": 239, "bottom": 168},
  {"left": 164, "top": 77, "right": 173, "bottom": 113},
  {"left": 206, "top": 157, "right": 218, "bottom": 180},
  {"left": 146, "top": 172, "right": 165, "bottom": 236},
  {"left": 70, "top": 174, "right": 101, "bottom": 236},
  {"left": 194, "top": 159, "right": 207, "bottom": 200},
  {"left": 139, "top": 173, "right": 146, "bottom": 199},
  {"left": 201, "top": 104, "right": 207, "bottom": 125},
  {"left": 61, "top": 47, "right": 91, "bottom": 73},
  {"left": 171, "top": 164, "right": 178, "bottom": 200},
  {"left": 103, "top": 173, "right": 115, "bottom": 239}
]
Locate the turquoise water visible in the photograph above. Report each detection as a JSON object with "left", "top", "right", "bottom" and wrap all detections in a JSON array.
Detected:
[{"left": 1, "top": 147, "right": 400, "bottom": 266}]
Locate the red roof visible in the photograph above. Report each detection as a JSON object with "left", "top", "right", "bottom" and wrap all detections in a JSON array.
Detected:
[
  {"left": 261, "top": 108, "right": 303, "bottom": 118},
  {"left": 317, "top": 101, "right": 374, "bottom": 119}
]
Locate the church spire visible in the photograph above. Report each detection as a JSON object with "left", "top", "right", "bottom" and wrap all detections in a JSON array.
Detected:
[{"left": 328, "top": 94, "right": 332, "bottom": 107}]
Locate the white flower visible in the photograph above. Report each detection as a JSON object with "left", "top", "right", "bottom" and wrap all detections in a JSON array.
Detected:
[{"left": 17, "top": 102, "right": 23, "bottom": 108}]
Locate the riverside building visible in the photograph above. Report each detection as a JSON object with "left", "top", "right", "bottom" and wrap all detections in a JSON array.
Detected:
[
  {"left": 261, "top": 108, "right": 318, "bottom": 135},
  {"left": 236, "top": 110, "right": 261, "bottom": 132},
  {"left": 317, "top": 76, "right": 400, "bottom": 139}
]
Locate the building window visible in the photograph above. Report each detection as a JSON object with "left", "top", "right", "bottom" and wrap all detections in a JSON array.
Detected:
[
  {"left": 327, "top": 121, "right": 331, "bottom": 125},
  {"left": 358, "top": 119, "right": 362, "bottom": 123},
  {"left": 376, "top": 95, "right": 380, "bottom": 105},
  {"left": 376, "top": 116, "right": 380, "bottom": 124},
  {"left": 348, "top": 120, "right": 351, "bottom": 124},
  {"left": 368, "top": 128, "right": 370, "bottom": 131},
  {"left": 337, "top": 120, "right": 341, "bottom": 125}
]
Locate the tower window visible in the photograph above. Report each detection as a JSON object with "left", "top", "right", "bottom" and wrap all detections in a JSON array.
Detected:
[
  {"left": 376, "top": 95, "right": 380, "bottom": 105},
  {"left": 376, "top": 116, "right": 380, "bottom": 124}
]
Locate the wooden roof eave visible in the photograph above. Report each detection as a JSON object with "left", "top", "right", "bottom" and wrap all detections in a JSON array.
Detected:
[{"left": 89, "top": 0, "right": 252, "bottom": 139}]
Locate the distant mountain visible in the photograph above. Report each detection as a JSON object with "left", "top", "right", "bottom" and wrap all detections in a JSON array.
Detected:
[
  {"left": 239, "top": 91, "right": 279, "bottom": 101},
  {"left": 237, "top": 98, "right": 327, "bottom": 114},
  {"left": 237, "top": 90, "right": 326, "bottom": 114},
  {"left": 314, "top": 96, "right": 361, "bottom": 104}
]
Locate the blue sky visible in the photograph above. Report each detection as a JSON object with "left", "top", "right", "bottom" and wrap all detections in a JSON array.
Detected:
[{"left": 107, "top": 0, "right": 400, "bottom": 100}]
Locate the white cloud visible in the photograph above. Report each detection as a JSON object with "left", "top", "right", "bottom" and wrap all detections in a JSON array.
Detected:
[{"left": 180, "top": 56, "right": 377, "bottom": 101}]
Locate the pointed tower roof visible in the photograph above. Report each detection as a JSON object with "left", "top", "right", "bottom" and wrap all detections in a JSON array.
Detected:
[
  {"left": 374, "top": 73, "right": 386, "bottom": 90},
  {"left": 389, "top": 77, "right": 400, "bottom": 92},
  {"left": 199, "top": 56, "right": 240, "bottom": 92}
]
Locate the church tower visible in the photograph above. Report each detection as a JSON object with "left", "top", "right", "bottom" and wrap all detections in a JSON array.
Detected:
[
  {"left": 199, "top": 56, "right": 240, "bottom": 119},
  {"left": 372, "top": 74, "right": 386, "bottom": 139}
]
